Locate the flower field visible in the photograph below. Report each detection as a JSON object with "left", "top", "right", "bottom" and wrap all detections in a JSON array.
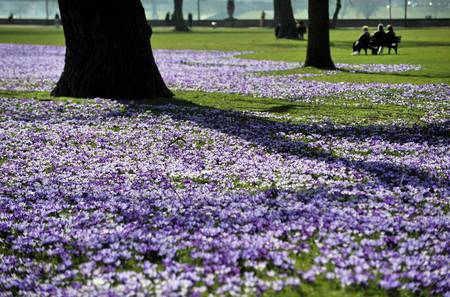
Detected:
[{"left": 0, "top": 42, "right": 449, "bottom": 296}]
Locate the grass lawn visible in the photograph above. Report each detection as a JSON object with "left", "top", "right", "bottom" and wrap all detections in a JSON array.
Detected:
[
  {"left": 0, "top": 26, "right": 449, "bottom": 297},
  {"left": 0, "top": 26, "right": 449, "bottom": 85},
  {"left": 0, "top": 26, "right": 449, "bottom": 125}
]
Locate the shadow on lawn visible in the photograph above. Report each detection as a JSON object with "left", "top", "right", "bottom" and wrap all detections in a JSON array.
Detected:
[{"left": 116, "top": 96, "right": 449, "bottom": 189}]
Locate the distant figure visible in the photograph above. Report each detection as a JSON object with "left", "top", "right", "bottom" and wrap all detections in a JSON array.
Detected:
[
  {"left": 7, "top": 13, "right": 13, "bottom": 24},
  {"left": 352, "top": 25, "right": 371, "bottom": 55},
  {"left": 164, "top": 12, "right": 171, "bottom": 26},
  {"left": 188, "top": 13, "right": 193, "bottom": 28},
  {"left": 296, "top": 20, "right": 307, "bottom": 40},
  {"left": 371, "top": 23, "right": 386, "bottom": 55},
  {"left": 54, "top": 13, "right": 60, "bottom": 28},
  {"left": 260, "top": 11, "right": 266, "bottom": 27},
  {"left": 386, "top": 25, "right": 398, "bottom": 54},
  {"left": 211, "top": 21, "right": 218, "bottom": 29},
  {"left": 275, "top": 23, "right": 281, "bottom": 38}
]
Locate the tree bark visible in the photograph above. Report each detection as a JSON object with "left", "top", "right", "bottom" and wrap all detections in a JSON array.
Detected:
[
  {"left": 330, "top": 0, "right": 342, "bottom": 29},
  {"left": 273, "top": 0, "right": 298, "bottom": 39},
  {"left": 52, "top": 0, "right": 173, "bottom": 100},
  {"left": 173, "top": 0, "right": 189, "bottom": 31},
  {"left": 304, "top": 0, "right": 335, "bottom": 69}
]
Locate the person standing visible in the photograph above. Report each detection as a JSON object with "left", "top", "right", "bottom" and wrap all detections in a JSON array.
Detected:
[
  {"left": 260, "top": 11, "right": 266, "bottom": 27},
  {"left": 164, "top": 12, "right": 171, "bottom": 26},
  {"left": 296, "top": 20, "right": 307, "bottom": 40},
  {"left": 54, "top": 13, "right": 61, "bottom": 28},
  {"left": 275, "top": 23, "right": 281, "bottom": 38}
]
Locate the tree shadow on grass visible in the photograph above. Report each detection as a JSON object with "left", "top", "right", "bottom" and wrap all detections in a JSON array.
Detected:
[
  {"left": 114, "top": 96, "right": 449, "bottom": 190},
  {"left": 264, "top": 104, "right": 297, "bottom": 113},
  {"left": 6, "top": 92, "right": 445, "bottom": 189}
]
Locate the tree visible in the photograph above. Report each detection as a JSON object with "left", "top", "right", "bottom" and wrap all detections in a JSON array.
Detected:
[
  {"left": 330, "top": 0, "right": 342, "bottom": 29},
  {"left": 304, "top": 0, "right": 335, "bottom": 69},
  {"left": 173, "top": 0, "right": 189, "bottom": 31},
  {"left": 52, "top": 0, "right": 173, "bottom": 100},
  {"left": 227, "top": 0, "right": 235, "bottom": 19},
  {"left": 348, "top": 0, "right": 377, "bottom": 20},
  {"left": 273, "top": 0, "right": 298, "bottom": 39}
]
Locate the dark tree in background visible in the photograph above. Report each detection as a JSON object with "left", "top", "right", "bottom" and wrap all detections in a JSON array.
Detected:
[
  {"left": 304, "top": 0, "right": 335, "bottom": 69},
  {"left": 173, "top": 0, "right": 189, "bottom": 31},
  {"left": 348, "top": 0, "right": 377, "bottom": 20},
  {"left": 227, "top": 0, "right": 235, "bottom": 19},
  {"left": 52, "top": 0, "right": 173, "bottom": 100},
  {"left": 273, "top": 0, "right": 298, "bottom": 39},
  {"left": 330, "top": 0, "right": 342, "bottom": 29}
]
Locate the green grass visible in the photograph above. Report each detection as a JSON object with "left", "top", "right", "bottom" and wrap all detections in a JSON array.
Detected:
[
  {"left": 0, "top": 26, "right": 448, "bottom": 124},
  {"left": 0, "top": 26, "right": 449, "bottom": 84}
]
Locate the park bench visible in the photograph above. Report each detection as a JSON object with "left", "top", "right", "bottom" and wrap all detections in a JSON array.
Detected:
[
  {"left": 370, "top": 36, "right": 401, "bottom": 55},
  {"left": 387, "top": 36, "right": 401, "bottom": 54}
]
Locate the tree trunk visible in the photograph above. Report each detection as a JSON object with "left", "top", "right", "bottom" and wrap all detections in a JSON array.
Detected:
[
  {"left": 227, "top": 0, "right": 235, "bottom": 19},
  {"left": 330, "top": 0, "right": 342, "bottom": 29},
  {"left": 52, "top": 0, "right": 173, "bottom": 100},
  {"left": 304, "top": 0, "right": 335, "bottom": 69},
  {"left": 273, "top": 0, "right": 298, "bottom": 39},
  {"left": 173, "top": 0, "right": 189, "bottom": 31}
]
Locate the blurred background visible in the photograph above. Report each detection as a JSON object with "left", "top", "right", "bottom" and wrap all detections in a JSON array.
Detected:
[{"left": 0, "top": 0, "right": 449, "bottom": 20}]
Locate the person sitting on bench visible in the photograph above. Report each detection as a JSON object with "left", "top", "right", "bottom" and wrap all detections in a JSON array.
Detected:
[
  {"left": 352, "top": 25, "right": 371, "bottom": 55},
  {"left": 386, "top": 25, "right": 399, "bottom": 54},
  {"left": 370, "top": 24, "right": 386, "bottom": 55}
]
